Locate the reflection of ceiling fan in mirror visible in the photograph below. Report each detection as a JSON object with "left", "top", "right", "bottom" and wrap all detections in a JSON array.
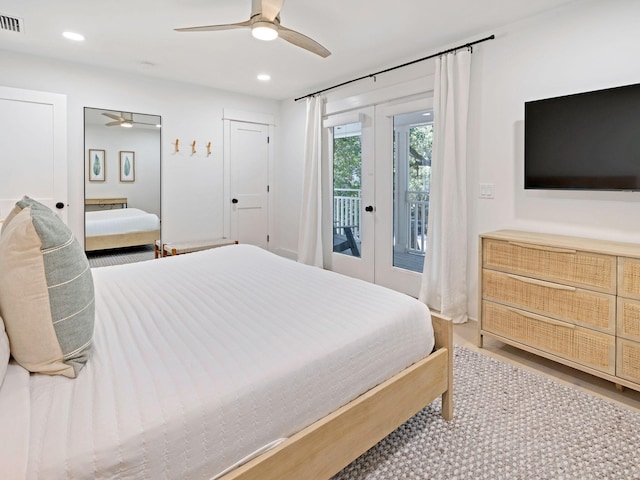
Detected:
[
  {"left": 102, "top": 112, "right": 157, "bottom": 128},
  {"left": 174, "top": 0, "right": 331, "bottom": 58}
]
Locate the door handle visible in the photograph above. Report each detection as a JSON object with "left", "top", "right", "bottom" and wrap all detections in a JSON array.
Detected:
[
  {"left": 231, "top": 198, "right": 238, "bottom": 204},
  {"left": 365, "top": 205, "right": 374, "bottom": 212},
  {"left": 55, "top": 202, "right": 65, "bottom": 209}
]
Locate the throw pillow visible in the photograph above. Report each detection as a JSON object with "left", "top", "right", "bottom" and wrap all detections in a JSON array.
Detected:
[{"left": 0, "top": 197, "right": 95, "bottom": 378}]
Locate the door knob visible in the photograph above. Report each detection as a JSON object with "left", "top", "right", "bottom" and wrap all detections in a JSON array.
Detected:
[
  {"left": 365, "top": 205, "right": 374, "bottom": 212},
  {"left": 55, "top": 202, "right": 65, "bottom": 209},
  {"left": 231, "top": 198, "right": 238, "bottom": 204}
]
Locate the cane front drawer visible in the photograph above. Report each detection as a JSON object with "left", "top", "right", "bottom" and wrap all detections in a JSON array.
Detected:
[
  {"left": 482, "top": 301, "right": 615, "bottom": 374},
  {"left": 617, "top": 297, "right": 640, "bottom": 342},
  {"left": 617, "top": 338, "right": 640, "bottom": 384},
  {"left": 483, "top": 238, "right": 616, "bottom": 294},
  {"left": 619, "top": 257, "right": 640, "bottom": 300},
  {"left": 482, "top": 269, "right": 615, "bottom": 334}
]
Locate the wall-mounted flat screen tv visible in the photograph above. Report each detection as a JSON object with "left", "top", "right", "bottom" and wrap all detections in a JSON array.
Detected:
[{"left": 525, "top": 82, "right": 640, "bottom": 191}]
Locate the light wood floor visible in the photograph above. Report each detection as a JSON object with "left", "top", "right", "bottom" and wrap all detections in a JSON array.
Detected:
[{"left": 454, "top": 320, "right": 640, "bottom": 413}]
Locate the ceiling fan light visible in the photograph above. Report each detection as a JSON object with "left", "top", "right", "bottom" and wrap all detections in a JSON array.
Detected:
[
  {"left": 121, "top": 122, "right": 133, "bottom": 128},
  {"left": 251, "top": 22, "right": 278, "bottom": 41}
]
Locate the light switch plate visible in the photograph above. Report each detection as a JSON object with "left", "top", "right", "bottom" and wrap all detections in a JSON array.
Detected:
[{"left": 479, "top": 183, "right": 495, "bottom": 199}]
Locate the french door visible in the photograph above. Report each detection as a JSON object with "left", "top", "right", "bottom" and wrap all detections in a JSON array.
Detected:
[
  {"left": 323, "top": 98, "right": 433, "bottom": 297},
  {"left": 374, "top": 98, "right": 433, "bottom": 297},
  {"left": 323, "top": 107, "right": 375, "bottom": 282}
]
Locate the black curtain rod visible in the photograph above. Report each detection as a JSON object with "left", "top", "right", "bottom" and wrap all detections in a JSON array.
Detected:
[{"left": 294, "top": 34, "right": 495, "bottom": 102}]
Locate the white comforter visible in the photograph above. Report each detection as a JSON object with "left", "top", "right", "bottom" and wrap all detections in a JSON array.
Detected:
[
  {"left": 0, "top": 245, "right": 434, "bottom": 479},
  {"left": 85, "top": 208, "right": 160, "bottom": 237}
]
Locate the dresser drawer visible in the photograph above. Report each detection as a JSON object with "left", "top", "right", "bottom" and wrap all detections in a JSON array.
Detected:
[
  {"left": 618, "top": 257, "right": 640, "bottom": 300},
  {"left": 482, "top": 238, "right": 616, "bottom": 294},
  {"left": 617, "top": 297, "right": 640, "bottom": 342},
  {"left": 482, "top": 269, "right": 615, "bottom": 334},
  {"left": 482, "top": 301, "right": 615, "bottom": 374},
  {"left": 617, "top": 338, "right": 640, "bottom": 383}
]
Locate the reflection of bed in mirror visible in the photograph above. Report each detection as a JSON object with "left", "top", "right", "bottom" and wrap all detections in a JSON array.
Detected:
[
  {"left": 84, "top": 200, "right": 160, "bottom": 251},
  {"left": 84, "top": 107, "right": 161, "bottom": 259}
]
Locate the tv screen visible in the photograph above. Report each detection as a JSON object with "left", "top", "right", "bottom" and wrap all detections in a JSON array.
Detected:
[{"left": 524, "top": 82, "right": 640, "bottom": 191}]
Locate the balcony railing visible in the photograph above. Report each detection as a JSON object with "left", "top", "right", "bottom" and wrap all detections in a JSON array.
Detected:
[
  {"left": 333, "top": 189, "right": 361, "bottom": 239},
  {"left": 407, "top": 191, "right": 428, "bottom": 254},
  {"left": 333, "top": 188, "right": 428, "bottom": 255}
]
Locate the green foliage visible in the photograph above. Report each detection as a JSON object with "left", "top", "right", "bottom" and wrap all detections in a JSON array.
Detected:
[
  {"left": 333, "top": 135, "right": 361, "bottom": 195},
  {"left": 409, "top": 124, "right": 433, "bottom": 192},
  {"left": 332, "top": 123, "right": 433, "bottom": 195},
  {"left": 124, "top": 156, "right": 131, "bottom": 177}
]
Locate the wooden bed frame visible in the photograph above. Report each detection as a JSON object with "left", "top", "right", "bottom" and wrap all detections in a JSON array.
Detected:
[
  {"left": 85, "top": 229, "right": 160, "bottom": 252},
  {"left": 220, "top": 311, "right": 453, "bottom": 480}
]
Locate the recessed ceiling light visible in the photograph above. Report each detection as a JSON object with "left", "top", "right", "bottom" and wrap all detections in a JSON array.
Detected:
[
  {"left": 62, "top": 31, "right": 84, "bottom": 42},
  {"left": 257, "top": 73, "right": 271, "bottom": 81}
]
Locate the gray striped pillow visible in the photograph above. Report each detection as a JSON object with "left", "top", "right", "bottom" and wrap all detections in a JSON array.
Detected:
[{"left": 0, "top": 197, "right": 94, "bottom": 378}]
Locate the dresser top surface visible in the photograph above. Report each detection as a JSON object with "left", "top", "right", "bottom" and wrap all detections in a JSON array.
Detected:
[{"left": 481, "top": 230, "right": 640, "bottom": 258}]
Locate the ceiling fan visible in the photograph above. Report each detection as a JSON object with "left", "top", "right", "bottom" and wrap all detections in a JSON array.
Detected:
[
  {"left": 174, "top": 0, "right": 331, "bottom": 58},
  {"left": 102, "top": 112, "right": 156, "bottom": 128}
]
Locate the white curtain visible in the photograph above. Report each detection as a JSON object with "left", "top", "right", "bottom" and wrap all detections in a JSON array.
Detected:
[
  {"left": 297, "top": 95, "right": 324, "bottom": 267},
  {"left": 419, "top": 49, "right": 472, "bottom": 324}
]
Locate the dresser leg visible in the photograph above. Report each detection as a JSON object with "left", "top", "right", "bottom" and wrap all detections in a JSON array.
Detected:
[
  {"left": 477, "top": 332, "right": 484, "bottom": 349},
  {"left": 615, "top": 383, "right": 625, "bottom": 392}
]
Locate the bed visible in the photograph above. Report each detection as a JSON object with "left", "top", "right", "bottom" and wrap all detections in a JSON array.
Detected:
[
  {"left": 0, "top": 244, "right": 452, "bottom": 479},
  {"left": 84, "top": 207, "right": 160, "bottom": 251}
]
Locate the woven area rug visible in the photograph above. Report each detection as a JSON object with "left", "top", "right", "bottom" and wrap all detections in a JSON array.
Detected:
[
  {"left": 86, "top": 245, "right": 155, "bottom": 268},
  {"left": 333, "top": 346, "right": 640, "bottom": 480}
]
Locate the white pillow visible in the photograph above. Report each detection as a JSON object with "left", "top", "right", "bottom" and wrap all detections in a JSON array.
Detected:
[{"left": 0, "top": 315, "right": 8, "bottom": 388}]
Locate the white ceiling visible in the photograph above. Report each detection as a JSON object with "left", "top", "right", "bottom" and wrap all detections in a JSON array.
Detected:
[{"left": 0, "top": 0, "right": 578, "bottom": 101}]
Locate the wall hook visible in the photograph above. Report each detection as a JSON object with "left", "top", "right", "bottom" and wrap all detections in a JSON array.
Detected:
[
  {"left": 206, "top": 141, "right": 212, "bottom": 156},
  {"left": 174, "top": 139, "right": 179, "bottom": 153},
  {"left": 191, "top": 140, "right": 197, "bottom": 155}
]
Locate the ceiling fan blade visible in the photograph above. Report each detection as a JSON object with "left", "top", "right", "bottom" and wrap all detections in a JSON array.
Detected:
[
  {"left": 105, "top": 121, "right": 122, "bottom": 127},
  {"left": 175, "top": 20, "right": 251, "bottom": 33},
  {"left": 259, "top": 0, "right": 284, "bottom": 22},
  {"left": 278, "top": 25, "right": 331, "bottom": 58},
  {"left": 102, "top": 112, "right": 125, "bottom": 121}
]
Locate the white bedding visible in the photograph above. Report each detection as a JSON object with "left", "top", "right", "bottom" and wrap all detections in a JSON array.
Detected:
[
  {"left": 0, "top": 245, "right": 434, "bottom": 479},
  {"left": 85, "top": 208, "right": 160, "bottom": 237}
]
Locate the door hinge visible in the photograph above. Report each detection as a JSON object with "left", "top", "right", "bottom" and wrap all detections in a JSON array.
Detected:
[
  {"left": 267, "top": 185, "right": 270, "bottom": 193},
  {"left": 267, "top": 234, "right": 270, "bottom": 243},
  {"left": 267, "top": 136, "right": 270, "bottom": 144}
]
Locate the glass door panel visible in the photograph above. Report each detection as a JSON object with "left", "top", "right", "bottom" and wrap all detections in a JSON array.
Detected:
[
  {"left": 392, "top": 110, "right": 433, "bottom": 273},
  {"left": 332, "top": 122, "right": 362, "bottom": 258},
  {"left": 374, "top": 97, "right": 432, "bottom": 297}
]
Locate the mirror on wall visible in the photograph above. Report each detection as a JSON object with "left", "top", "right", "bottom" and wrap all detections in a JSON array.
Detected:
[{"left": 84, "top": 107, "right": 161, "bottom": 265}]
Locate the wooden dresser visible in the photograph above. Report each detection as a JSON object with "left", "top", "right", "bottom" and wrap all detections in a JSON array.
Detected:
[{"left": 479, "top": 229, "right": 640, "bottom": 392}]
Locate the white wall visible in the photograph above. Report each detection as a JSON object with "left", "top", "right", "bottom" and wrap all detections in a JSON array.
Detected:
[
  {"left": 277, "top": 0, "right": 640, "bottom": 319},
  {"left": 467, "top": 0, "right": 640, "bottom": 319},
  {"left": 0, "top": 50, "right": 279, "bottom": 244},
  {"left": 85, "top": 124, "right": 161, "bottom": 215}
]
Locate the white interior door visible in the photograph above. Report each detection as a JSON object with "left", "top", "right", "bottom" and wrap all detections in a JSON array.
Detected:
[
  {"left": 229, "top": 121, "right": 269, "bottom": 248},
  {"left": 323, "top": 107, "right": 375, "bottom": 282},
  {"left": 0, "top": 86, "right": 68, "bottom": 223}
]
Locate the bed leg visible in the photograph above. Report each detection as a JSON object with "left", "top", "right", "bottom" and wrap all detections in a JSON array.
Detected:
[{"left": 431, "top": 311, "right": 454, "bottom": 420}]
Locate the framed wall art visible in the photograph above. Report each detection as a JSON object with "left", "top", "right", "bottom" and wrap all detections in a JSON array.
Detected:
[
  {"left": 88, "top": 149, "right": 106, "bottom": 182},
  {"left": 119, "top": 151, "right": 135, "bottom": 182}
]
